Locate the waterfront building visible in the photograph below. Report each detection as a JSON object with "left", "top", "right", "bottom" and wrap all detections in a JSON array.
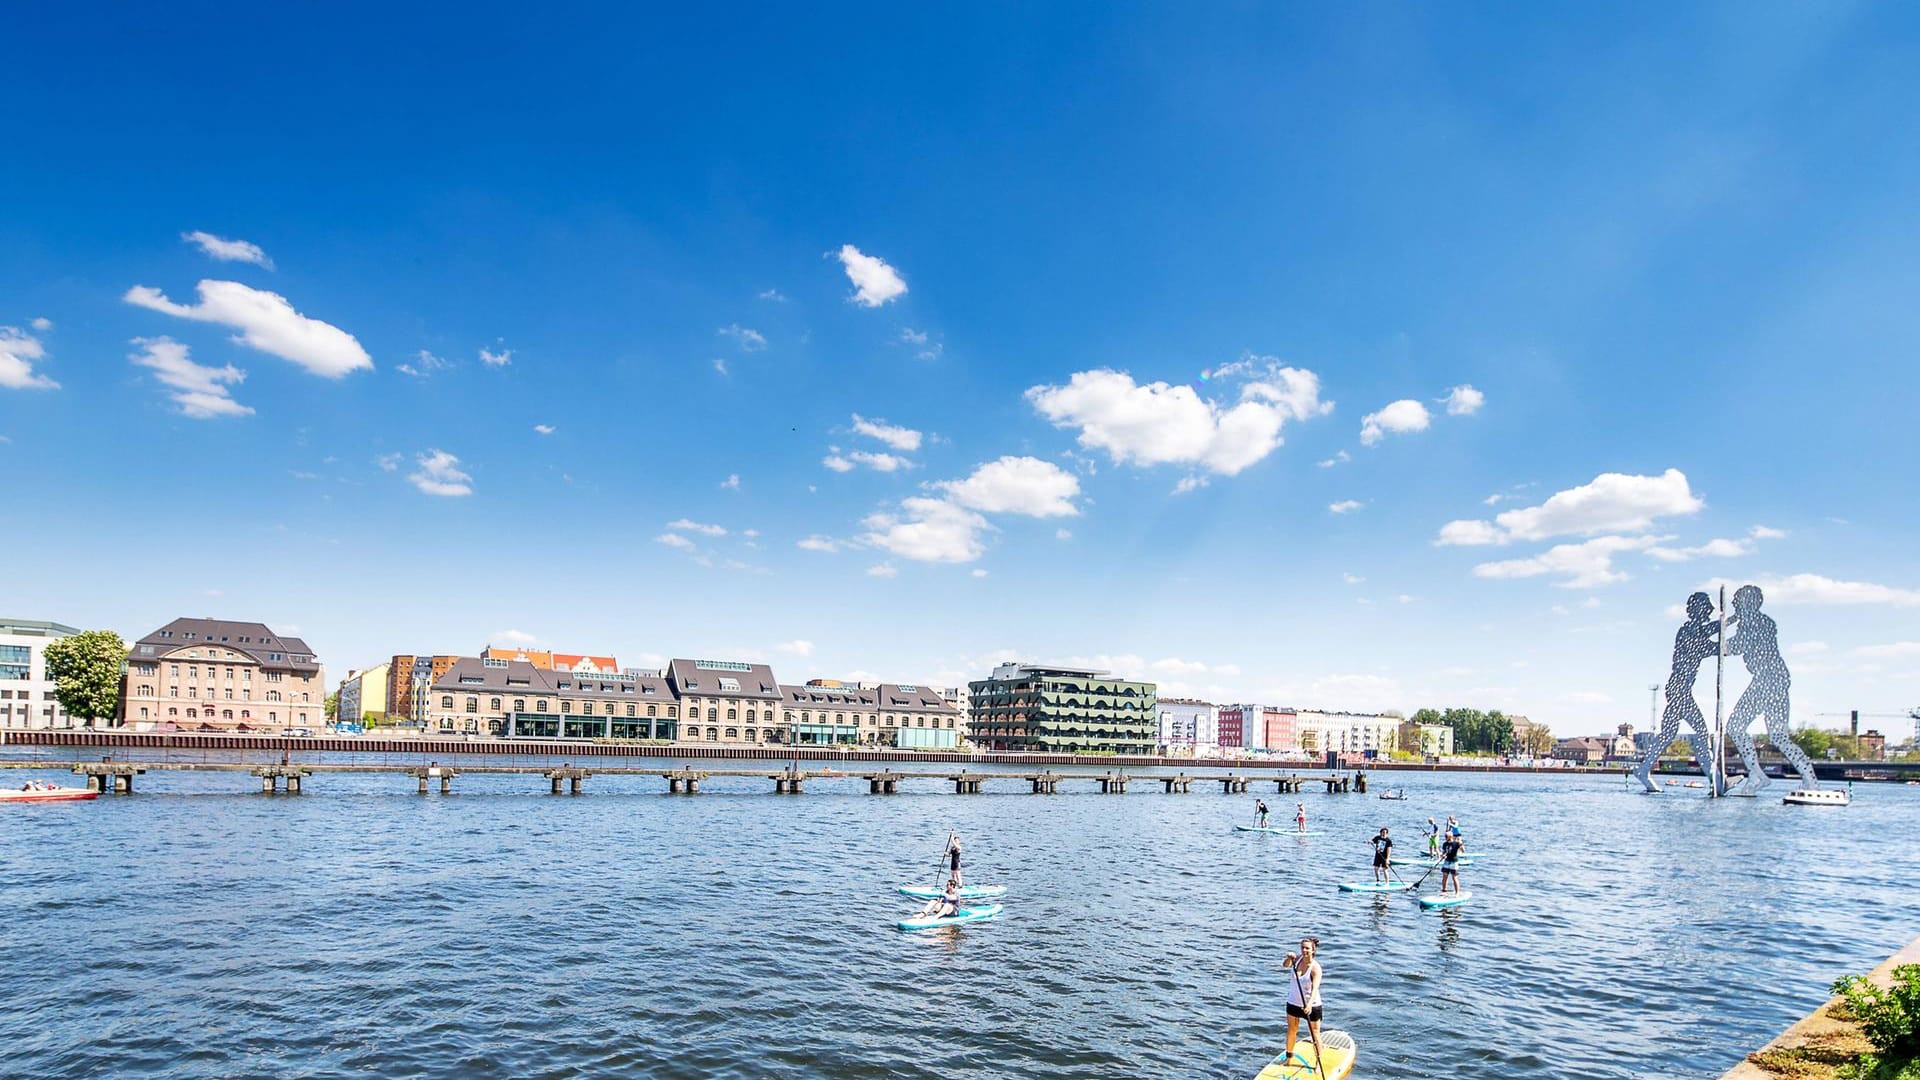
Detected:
[
  {"left": 667, "top": 658, "right": 783, "bottom": 744},
  {"left": 967, "top": 662, "right": 1158, "bottom": 754},
  {"left": 1860, "top": 730, "right": 1886, "bottom": 760},
  {"left": 337, "top": 661, "right": 391, "bottom": 724},
  {"left": 429, "top": 657, "right": 678, "bottom": 738},
  {"left": 1219, "top": 704, "right": 1298, "bottom": 753},
  {"left": 480, "top": 645, "right": 621, "bottom": 674},
  {"left": 122, "top": 617, "right": 324, "bottom": 731},
  {"left": 1508, "top": 714, "right": 1544, "bottom": 751},
  {"left": 1553, "top": 736, "right": 1608, "bottom": 763},
  {"left": 388, "top": 654, "right": 462, "bottom": 722},
  {"left": 779, "top": 679, "right": 962, "bottom": 748},
  {"left": 1156, "top": 698, "right": 1218, "bottom": 754},
  {"left": 0, "top": 618, "right": 81, "bottom": 729},
  {"left": 1398, "top": 720, "right": 1455, "bottom": 757},
  {"left": 1294, "top": 710, "right": 1400, "bottom": 757}
]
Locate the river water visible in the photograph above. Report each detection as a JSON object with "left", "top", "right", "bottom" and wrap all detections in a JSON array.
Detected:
[{"left": 1, "top": 751, "right": 1913, "bottom": 1078}]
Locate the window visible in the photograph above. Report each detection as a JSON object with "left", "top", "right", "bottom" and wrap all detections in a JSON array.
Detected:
[
  {"left": 582, "top": 702, "right": 594, "bottom": 715},
  {"left": 490, "top": 697, "right": 501, "bottom": 711},
  {"left": 667, "top": 706, "right": 677, "bottom": 718},
  {"left": 441, "top": 695, "right": 454, "bottom": 708},
  {"left": 725, "top": 727, "right": 738, "bottom": 739},
  {"left": 562, "top": 701, "right": 573, "bottom": 714},
  {"left": 647, "top": 705, "right": 657, "bottom": 717},
  {"left": 707, "top": 707, "right": 717, "bottom": 720},
  {"left": 706, "top": 727, "right": 718, "bottom": 739},
  {"left": 465, "top": 698, "right": 477, "bottom": 713},
  {"left": 625, "top": 705, "right": 635, "bottom": 717},
  {"left": 514, "top": 699, "right": 525, "bottom": 712},
  {"left": 536, "top": 699, "right": 548, "bottom": 712},
  {"left": 727, "top": 708, "right": 736, "bottom": 720}
]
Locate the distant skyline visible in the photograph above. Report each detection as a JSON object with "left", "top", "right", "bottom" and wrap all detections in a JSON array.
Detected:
[{"left": 4, "top": 5, "right": 1917, "bottom": 738}]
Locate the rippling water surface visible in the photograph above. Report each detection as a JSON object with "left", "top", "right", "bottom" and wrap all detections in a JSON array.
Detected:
[{"left": 2, "top": 752, "right": 1915, "bottom": 1078}]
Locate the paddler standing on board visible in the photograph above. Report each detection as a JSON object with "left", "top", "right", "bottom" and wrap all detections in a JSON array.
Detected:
[
  {"left": 1281, "top": 937, "right": 1325, "bottom": 1070},
  {"left": 1255, "top": 798, "right": 1271, "bottom": 829},
  {"left": 1423, "top": 817, "right": 1440, "bottom": 857},
  {"left": 1369, "top": 827, "right": 1393, "bottom": 884},
  {"left": 943, "top": 833, "right": 963, "bottom": 888},
  {"left": 1439, "top": 832, "right": 1464, "bottom": 895},
  {"left": 1294, "top": 802, "right": 1308, "bottom": 834}
]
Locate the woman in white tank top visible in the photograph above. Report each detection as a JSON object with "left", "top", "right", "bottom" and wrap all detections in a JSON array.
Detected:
[{"left": 1283, "top": 937, "right": 1323, "bottom": 1066}]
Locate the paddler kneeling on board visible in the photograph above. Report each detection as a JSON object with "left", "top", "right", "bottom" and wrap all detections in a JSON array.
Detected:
[
  {"left": 1439, "top": 833, "right": 1464, "bottom": 894},
  {"left": 1282, "top": 937, "right": 1324, "bottom": 1068},
  {"left": 914, "top": 876, "right": 962, "bottom": 920},
  {"left": 1370, "top": 827, "right": 1393, "bottom": 884}
]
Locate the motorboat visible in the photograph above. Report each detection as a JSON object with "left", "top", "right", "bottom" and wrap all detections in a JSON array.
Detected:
[
  {"left": 1378, "top": 790, "right": 1408, "bottom": 800},
  {"left": 0, "top": 784, "right": 99, "bottom": 803},
  {"left": 1782, "top": 787, "right": 1850, "bottom": 807}
]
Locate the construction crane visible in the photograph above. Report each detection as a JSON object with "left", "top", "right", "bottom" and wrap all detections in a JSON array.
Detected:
[{"left": 1813, "top": 709, "right": 1920, "bottom": 748}]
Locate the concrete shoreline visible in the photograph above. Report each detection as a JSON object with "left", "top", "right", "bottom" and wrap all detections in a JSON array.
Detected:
[
  {"left": 1722, "top": 932, "right": 1920, "bottom": 1078},
  {"left": 0, "top": 727, "right": 1623, "bottom": 774}
]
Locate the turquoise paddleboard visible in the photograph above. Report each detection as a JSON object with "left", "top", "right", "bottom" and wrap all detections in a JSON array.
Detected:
[
  {"left": 1338, "top": 880, "right": 1415, "bottom": 893},
  {"left": 896, "top": 902, "right": 1004, "bottom": 931},
  {"left": 1235, "top": 826, "right": 1321, "bottom": 835},
  {"left": 1417, "top": 890, "right": 1474, "bottom": 909},
  {"left": 896, "top": 883, "right": 1007, "bottom": 900}
]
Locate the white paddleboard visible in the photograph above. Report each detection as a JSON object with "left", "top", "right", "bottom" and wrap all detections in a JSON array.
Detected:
[{"left": 1338, "top": 880, "right": 1414, "bottom": 893}]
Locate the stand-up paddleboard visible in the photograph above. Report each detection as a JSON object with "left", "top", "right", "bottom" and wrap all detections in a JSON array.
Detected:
[
  {"left": 1417, "top": 890, "right": 1474, "bottom": 909},
  {"left": 1235, "top": 826, "right": 1321, "bottom": 835},
  {"left": 896, "top": 902, "right": 1003, "bottom": 932},
  {"left": 1338, "top": 879, "right": 1414, "bottom": 893},
  {"left": 1253, "top": 1029, "right": 1357, "bottom": 1080},
  {"left": 896, "top": 883, "right": 1006, "bottom": 900}
]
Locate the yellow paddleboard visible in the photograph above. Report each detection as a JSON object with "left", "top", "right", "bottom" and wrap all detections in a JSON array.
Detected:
[{"left": 1253, "top": 1029, "right": 1356, "bottom": 1080}]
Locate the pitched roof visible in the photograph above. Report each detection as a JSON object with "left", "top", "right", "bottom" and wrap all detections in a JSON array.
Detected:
[
  {"left": 133, "top": 617, "right": 319, "bottom": 673},
  {"left": 431, "top": 657, "right": 673, "bottom": 699},
  {"left": 665, "top": 659, "right": 782, "bottom": 699}
]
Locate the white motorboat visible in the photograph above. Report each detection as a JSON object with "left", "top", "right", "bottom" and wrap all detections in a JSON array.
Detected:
[{"left": 1782, "top": 787, "right": 1850, "bottom": 807}]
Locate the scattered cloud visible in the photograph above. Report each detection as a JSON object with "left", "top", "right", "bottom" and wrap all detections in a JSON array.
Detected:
[
  {"left": 822, "top": 453, "right": 855, "bottom": 473},
  {"left": 835, "top": 244, "right": 908, "bottom": 307},
  {"left": 718, "top": 324, "right": 766, "bottom": 351},
  {"left": 720, "top": 474, "right": 740, "bottom": 490},
  {"left": 408, "top": 449, "right": 473, "bottom": 497},
  {"left": 666, "top": 519, "right": 727, "bottom": 537},
  {"left": 938, "top": 456, "right": 1079, "bottom": 517},
  {"left": 898, "top": 327, "right": 941, "bottom": 360},
  {"left": 1172, "top": 475, "right": 1209, "bottom": 495},
  {"left": 1473, "top": 535, "right": 1664, "bottom": 588},
  {"left": 1750, "top": 525, "right": 1788, "bottom": 540},
  {"left": 1645, "top": 537, "right": 1753, "bottom": 562},
  {"left": 850, "top": 414, "right": 923, "bottom": 452},
  {"left": 848, "top": 450, "right": 914, "bottom": 472},
  {"left": 182, "top": 230, "right": 273, "bottom": 269},
  {"left": 757, "top": 288, "right": 787, "bottom": 302},
  {"left": 396, "top": 349, "right": 451, "bottom": 378},
  {"left": 1437, "top": 469, "right": 1703, "bottom": 546},
  {"left": 1738, "top": 573, "right": 1920, "bottom": 608},
  {"left": 375, "top": 453, "right": 402, "bottom": 472},
  {"left": 1359, "top": 398, "right": 1431, "bottom": 446},
  {"left": 861, "top": 497, "right": 990, "bottom": 563},
  {"left": 1316, "top": 450, "right": 1350, "bottom": 468},
  {"left": 713, "top": 358, "right": 730, "bottom": 377},
  {"left": 1343, "top": 573, "right": 1364, "bottom": 585},
  {"left": 971, "top": 568, "right": 989, "bottom": 578},
  {"left": 478, "top": 345, "right": 511, "bottom": 367},
  {"left": 1056, "top": 528, "right": 1073, "bottom": 541},
  {"left": 1398, "top": 594, "right": 1415, "bottom": 604},
  {"left": 655, "top": 533, "right": 697, "bottom": 551},
  {"left": 1856, "top": 641, "right": 1920, "bottom": 658},
  {"left": 797, "top": 535, "right": 842, "bottom": 553},
  {"left": 29, "top": 317, "right": 52, "bottom": 331},
  {"left": 0, "top": 325, "right": 59, "bottom": 390},
  {"left": 1329, "top": 499, "right": 1364, "bottom": 514},
  {"left": 866, "top": 563, "right": 899, "bottom": 578},
  {"left": 128, "top": 336, "right": 252, "bottom": 418},
  {"left": 124, "top": 280, "right": 372, "bottom": 377},
  {"left": 1027, "top": 361, "right": 1330, "bottom": 476},
  {"left": 1442, "top": 384, "right": 1485, "bottom": 416},
  {"left": 533, "top": 424, "right": 555, "bottom": 435},
  {"left": 775, "top": 639, "right": 814, "bottom": 657}
]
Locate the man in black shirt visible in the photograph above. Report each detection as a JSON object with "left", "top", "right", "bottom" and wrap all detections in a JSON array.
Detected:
[
  {"left": 1370, "top": 826, "right": 1393, "bottom": 883},
  {"left": 1439, "top": 834, "right": 1464, "bottom": 894}
]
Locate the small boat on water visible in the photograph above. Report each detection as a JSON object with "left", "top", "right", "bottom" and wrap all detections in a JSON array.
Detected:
[
  {"left": 1378, "top": 790, "right": 1408, "bottom": 800},
  {"left": 0, "top": 785, "right": 99, "bottom": 803},
  {"left": 1783, "top": 787, "right": 1850, "bottom": 807}
]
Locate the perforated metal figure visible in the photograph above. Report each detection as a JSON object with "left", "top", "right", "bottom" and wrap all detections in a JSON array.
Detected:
[
  {"left": 1632, "top": 592, "right": 1721, "bottom": 793},
  {"left": 1724, "top": 585, "right": 1817, "bottom": 794}
]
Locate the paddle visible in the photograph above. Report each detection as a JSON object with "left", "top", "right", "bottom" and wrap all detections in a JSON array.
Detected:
[{"left": 1289, "top": 953, "right": 1324, "bottom": 1074}]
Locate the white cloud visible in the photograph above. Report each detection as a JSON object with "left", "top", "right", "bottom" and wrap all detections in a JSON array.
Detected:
[
  {"left": 1443, "top": 384, "right": 1485, "bottom": 416},
  {"left": 655, "top": 533, "right": 696, "bottom": 551},
  {"left": 719, "top": 324, "right": 766, "bottom": 351},
  {"left": 1055, "top": 529, "right": 1073, "bottom": 541},
  {"left": 1359, "top": 399, "right": 1431, "bottom": 446},
  {"left": 1856, "top": 641, "right": 1920, "bottom": 658},
  {"left": 1645, "top": 537, "right": 1752, "bottom": 562},
  {"left": 867, "top": 563, "right": 899, "bottom": 578},
  {"left": 1437, "top": 469, "right": 1703, "bottom": 546},
  {"left": 533, "top": 424, "right": 555, "bottom": 435},
  {"left": 408, "top": 449, "right": 473, "bottom": 497},
  {"left": 797, "top": 535, "right": 842, "bottom": 553},
  {"left": 743, "top": 528, "right": 760, "bottom": 539},
  {"left": 822, "top": 453, "right": 854, "bottom": 473},
  {"left": 720, "top": 474, "right": 740, "bottom": 490},
  {"left": 182, "top": 230, "right": 273, "bottom": 269},
  {"left": 835, "top": 244, "right": 908, "bottom": 307},
  {"left": 1343, "top": 573, "right": 1364, "bottom": 585},
  {"left": 396, "top": 349, "right": 451, "bottom": 378},
  {"left": 758, "top": 288, "right": 787, "bottom": 302},
  {"left": 667, "top": 519, "right": 727, "bottom": 537},
  {"left": 971, "top": 568, "right": 989, "bottom": 578},
  {"left": 29, "top": 317, "right": 52, "bottom": 331},
  {"left": 1329, "top": 499, "right": 1364, "bottom": 514},
  {"left": 775, "top": 639, "right": 814, "bottom": 656},
  {"left": 1316, "top": 450, "right": 1351, "bottom": 468},
  {"left": 376, "top": 453, "right": 402, "bottom": 472},
  {"left": 493, "top": 629, "right": 539, "bottom": 646},
  {"left": 1027, "top": 363, "right": 1330, "bottom": 476},
  {"left": 1172, "top": 475, "right": 1208, "bottom": 495},
  {"left": 1742, "top": 573, "right": 1920, "bottom": 608},
  {"left": 478, "top": 346, "right": 511, "bottom": 367},
  {"left": 850, "top": 414, "right": 922, "bottom": 452},
  {"left": 1788, "top": 641, "right": 1829, "bottom": 656},
  {"left": 124, "top": 280, "right": 372, "bottom": 377},
  {"left": 128, "top": 336, "right": 253, "bottom": 419},
  {"left": 848, "top": 450, "right": 914, "bottom": 472},
  {"left": 713, "top": 358, "right": 730, "bottom": 377},
  {"left": 861, "top": 497, "right": 990, "bottom": 563},
  {"left": 1750, "top": 525, "right": 1788, "bottom": 540},
  {"left": 898, "top": 327, "right": 941, "bottom": 360},
  {"left": 0, "top": 325, "right": 59, "bottom": 390},
  {"left": 938, "top": 456, "right": 1080, "bottom": 517},
  {"left": 1398, "top": 594, "right": 1415, "bottom": 604},
  {"left": 1473, "top": 535, "right": 1663, "bottom": 588}
]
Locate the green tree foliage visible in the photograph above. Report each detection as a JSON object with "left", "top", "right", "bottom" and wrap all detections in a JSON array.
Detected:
[
  {"left": 1412, "top": 706, "right": 1516, "bottom": 754},
  {"left": 41, "top": 630, "right": 127, "bottom": 723},
  {"left": 325, "top": 691, "right": 339, "bottom": 721},
  {"left": 1523, "top": 725, "right": 1556, "bottom": 757},
  {"left": 1667, "top": 738, "right": 1693, "bottom": 759},
  {"left": 1832, "top": 965, "right": 1920, "bottom": 1057},
  {"left": 1792, "top": 726, "right": 1835, "bottom": 760}
]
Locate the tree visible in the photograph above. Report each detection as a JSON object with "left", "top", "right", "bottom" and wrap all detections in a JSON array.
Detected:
[
  {"left": 1523, "top": 725, "right": 1555, "bottom": 757},
  {"left": 42, "top": 630, "right": 127, "bottom": 725},
  {"left": 1791, "top": 726, "right": 1834, "bottom": 760},
  {"left": 1667, "top": 737, "right": 1693, "bottom": 760},
  {"left": 324, "top": 691, "right": 339, "bottom": 721}
]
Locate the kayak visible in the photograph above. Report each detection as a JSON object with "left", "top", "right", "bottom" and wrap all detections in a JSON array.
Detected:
[
  {"left": 1254, "top": 1029, "right": 1357, "bottom": 1080},
  {"left": 0, "top": 786, "right": 99, "bottom": 803},
  {"left": 1337, "top": 880, "right": 1415, "bottom": 893},
  {"left": 896, "top": 902, "right": 1004, "bottom": 932},
  {"left": 1418, "top": 890, "right": 1474, "bottom": 909},
  {"left": 1236, "top": 826, "right": 1320, "bottom": 836},
  {"left": 896, "top": 884, "right": 1007, "bottom": 901}
]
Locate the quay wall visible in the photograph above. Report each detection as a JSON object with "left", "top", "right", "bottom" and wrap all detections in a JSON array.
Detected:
[{"left": 1721, "top": 931, "right": 1920, "bottom": 1078}]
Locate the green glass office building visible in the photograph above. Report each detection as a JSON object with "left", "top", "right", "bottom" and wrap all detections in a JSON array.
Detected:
[{"left": 967, "top": 662, "right": 1158, "bottom": 754}]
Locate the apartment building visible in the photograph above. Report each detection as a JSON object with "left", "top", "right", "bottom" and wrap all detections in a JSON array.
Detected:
[
  {"left": 967, "top": 662, "right": 1158, "bottom": 754},
  {"left": 0, "top": 618, "right": 81, "bottom": 729},
  {"left": 122, "top": 617, "right": 324, "bottom": 731}
]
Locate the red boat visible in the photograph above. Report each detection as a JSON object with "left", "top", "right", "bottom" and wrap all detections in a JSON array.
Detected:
[{"left": 0, "top": 785, "right": 99, "bottom": 803}]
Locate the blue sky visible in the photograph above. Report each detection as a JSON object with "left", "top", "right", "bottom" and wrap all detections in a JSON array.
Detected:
[{"left": 4, "top": 3, "right": 1918, "bottom": 737}]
